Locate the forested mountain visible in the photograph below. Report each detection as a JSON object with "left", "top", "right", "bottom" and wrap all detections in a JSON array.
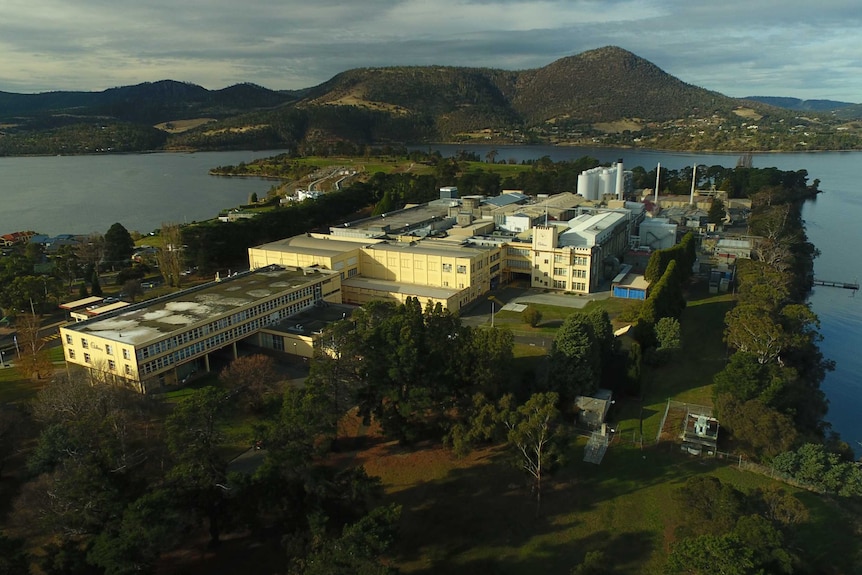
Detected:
[
  {"left": 4, "top": 46, "right": 862, "bottom": 154},
  {"left": 743, "top": 96, "right": 855, "bottom": 112},
  {"left": 0, "top": 80, "right": 298, "bottom": 124}
]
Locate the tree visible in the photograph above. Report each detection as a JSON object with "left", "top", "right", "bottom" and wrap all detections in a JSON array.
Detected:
[
  {"left": 296, "top": 504, "right": 401, "bottom": 575},
  {"left": 164, "top": 386, "right": 233, "bottom": 547},
  {"left": 724, "top": 304, "right": 785, "bottom": 364},
  {"left": 522, "top": 305, "right": 542, "bottom": 327},
  {"left": 654, "top": 316, "right": 681, "bottom": 351},
  {"left": 548, "top": 313, "right": 601, "bottom": 400},
  {"left": 154, "top": 222, "right": 184, "bottom": 288},
  {"left": 499, "top": 392, "right": 565, "bottom": 512},
  {"left": 707, "top": 198, "right": 726, "bottom": 225},
  {"left": 0, "top": 407, "right": 26, "bottom": 477},
  {"left": 0, "top": 533, "right": 30, "bottom": 575},
  {"left": 90, "top": 268, "right": 103, "bottom": 296},
  {"left": 103, "top": 223, "right": 135, "bottom": 270},
  {"left": 76, "top": 233, "right": 105, "bottom": 276},
  {"left": 714, "top": 395, "right": 798, "bottom": 458},
  {"left": 219, "top": 354, "right": 282, "bottom": 413},
  {"left": 121, "top": 279, "right": 144, "bottom": 302},
  {"left": 15, "top": 312, "right": 53, "bottom": 380}
]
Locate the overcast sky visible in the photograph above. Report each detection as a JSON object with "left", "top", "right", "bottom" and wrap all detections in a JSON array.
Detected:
[{"left": 2, "top": 0, "right": 860, "bottom": 102}]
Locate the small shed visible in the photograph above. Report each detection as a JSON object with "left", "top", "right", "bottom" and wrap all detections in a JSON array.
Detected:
[
  {"left": 611, "top": 265, "right": 650, "bottom": 300},
  {"left": 575, "top": 388, "right": 613, "bottom": 430}
]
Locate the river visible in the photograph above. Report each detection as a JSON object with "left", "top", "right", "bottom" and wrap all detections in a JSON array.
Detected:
[
  {"left": 1, "top": 146, "right": 859, "bottom": 450},
  {"left": 0, "top": 150, "right": 286, "bottom": 236}
]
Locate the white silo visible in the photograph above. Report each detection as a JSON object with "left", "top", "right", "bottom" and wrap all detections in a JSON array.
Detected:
[
  {"left": 599, "top": 169, "right": 614, "bottom": 197},
  {"left": 577, "top": 173, "right": 592, "bottom": 198}
]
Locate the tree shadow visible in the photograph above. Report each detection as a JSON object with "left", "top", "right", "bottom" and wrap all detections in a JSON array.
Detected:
[{"left": 371, "top": 439, "right": 714, "bottom": 574}]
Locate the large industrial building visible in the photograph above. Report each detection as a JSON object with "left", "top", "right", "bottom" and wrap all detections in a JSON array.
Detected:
[
  {"left": 60, "top": 185, "right": 659, "bottom": 390},
  {"left": 60, "top": 265, "right": 342, "bottom": 392}
]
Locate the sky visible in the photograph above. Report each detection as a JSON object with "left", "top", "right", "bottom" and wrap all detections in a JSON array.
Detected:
[{"left": 2, "top": 0, "right": 861, "bottom": 102}]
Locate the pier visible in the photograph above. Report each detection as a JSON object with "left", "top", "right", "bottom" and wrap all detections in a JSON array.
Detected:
[{"left": 812, "top": 278, "right": 859, "bottom": 291}]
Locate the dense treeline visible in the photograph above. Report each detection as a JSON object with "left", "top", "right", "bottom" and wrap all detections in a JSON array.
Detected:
[
  {"left": 2, "top": 369, "right": 400, "bottom": 574},
  {"left": 712, "top": 173, "right": 840, "bottom": 463},
  {"left": 0, "top": 123, "right": 167, "bottom": 156}
]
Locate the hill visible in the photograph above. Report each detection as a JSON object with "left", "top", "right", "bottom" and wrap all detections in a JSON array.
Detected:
[
  {"left": 3, "top": 47, "right": 862, "bottom": 154},
  {"left": 743, "top": 96, "right": 856, "bottom": 112}
]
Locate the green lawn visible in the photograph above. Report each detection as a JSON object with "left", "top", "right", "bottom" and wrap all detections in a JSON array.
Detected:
[
  {"left": 355, "top": 287, "right": 860, "bottom": 574},
  {"left": 360, "top": 439, "right": 856, "bottom": 574}
]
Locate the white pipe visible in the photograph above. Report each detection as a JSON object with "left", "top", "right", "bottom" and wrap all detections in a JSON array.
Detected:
[
  {"left": 654, "top": 162, "right": 660, "bottom": 204},
  {"left": 616, "top": 159, "right": 624, "bottom": 199}
]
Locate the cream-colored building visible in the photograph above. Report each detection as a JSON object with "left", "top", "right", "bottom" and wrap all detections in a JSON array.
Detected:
[
  {"left": 248, "top": 196, "right": 636, "bottom": 301},
  {"left": 249, "top": 234, "right": 502, "bottom": 312},
  {"left": 528, "top": 210, "right": 631, "bottom": 293},
  {"left": 60, "top": 265, "right": 341, "bottom": 392}
]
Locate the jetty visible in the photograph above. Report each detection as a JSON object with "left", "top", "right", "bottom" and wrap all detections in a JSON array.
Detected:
[{"left": 812, "top": 278, "right": 859, "bottom": 291}]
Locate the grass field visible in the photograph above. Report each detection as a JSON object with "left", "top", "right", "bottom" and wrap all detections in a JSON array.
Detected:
[{"left": 334, "top": 285, "right": 858, "bottom": 574}]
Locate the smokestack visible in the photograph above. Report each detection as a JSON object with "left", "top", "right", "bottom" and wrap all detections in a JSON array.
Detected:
[
  {"left": 615, "top": 158, "right": 624, "bottom": 199},
  {"left": 690, "top": 164, "right": 697, "bottom": 206},
  {"left": 654, "top": 162, "right": 661, "bottom": 205}
]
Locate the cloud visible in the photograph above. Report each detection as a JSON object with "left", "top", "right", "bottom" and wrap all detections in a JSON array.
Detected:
[{"left": 1, "top": 0, "right": 861, "bottom": 101}]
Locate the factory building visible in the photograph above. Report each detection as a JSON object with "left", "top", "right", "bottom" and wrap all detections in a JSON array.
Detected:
[{"left": 60, "top": 265, "right": 342, "bottom": 393}]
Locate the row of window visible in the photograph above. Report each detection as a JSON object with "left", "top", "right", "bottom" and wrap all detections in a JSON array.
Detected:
[
  {"left": 68, "top": 350, "right": 132, "bottom": 375},
  {"left": 139, "top": 294, "right": 319, "bottom": 376},
  {"left": 551, "top": 280, "right": 589, "bottom": 291}
]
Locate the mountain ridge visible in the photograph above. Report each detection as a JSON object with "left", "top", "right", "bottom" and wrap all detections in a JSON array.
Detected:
[{"left": 3, "top": 46, "right": 862, "bottom": 154}]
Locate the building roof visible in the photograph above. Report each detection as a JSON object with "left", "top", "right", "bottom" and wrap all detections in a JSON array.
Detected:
[
  {"left": 60, "top": 296, "right": 104, "bottom": 311},
  {"left": 342, "top": 276, "right": 462, "bottom": 300},
  {"left": 63, "top": 266, "right": 336, "bottom": 345},
  {"left": 266, "top": 303, "right": 357, "bottom": 337},
  {"left": 559, "top": 211, "right": 627, "bottom": 247},
  {"left": 483, "top": 192, "right": 529, "bottom": 208},
  {"left": 365, "top": 238, "right": 495, "bottom": 259},
  {"left": 252, "top": 234, "right": 379, "bottom": 258}
]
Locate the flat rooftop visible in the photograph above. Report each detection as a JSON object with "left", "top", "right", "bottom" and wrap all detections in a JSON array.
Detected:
[
  {"left": 252, "top": 234, "right": 378, "bottom": 257},
  {"left": 365, "top": 238, "right": 497, "bottom": 259},
  {"left": 331, "top": 203, "right": 451, "bottom": 236},
  {"left": 343, "top": 276, "right": 462, "bottom": 300},
  {"left": 63, "top": 266, "right": 335, "bottom": 345},
  {"left": 269, "top": 303, "right": 358, "bottom": 337}
]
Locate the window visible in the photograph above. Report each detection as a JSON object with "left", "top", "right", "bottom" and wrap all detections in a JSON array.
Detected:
[
  {"left": 554, "top": 254, "right": 568, "bottom": 264},
  {"left": 456, "top": 265, "right": 467, "bottom": 274},
  {"left": 123, "top": 349, "right": 130, "bottom": 360},
  {"left": 573, "top": 269, "right": 587, "bottom": 278},
  {"left": 553, "top": 279, "right": 567, "bottom": 289},
  {"left": 108, "top": 359, "right": 116, "bottom": 370},
  {"left": 65, "top": 334, "right": 72, "bottom": 344},
  {"left": 68, "top": 349, "right": 75, "bottom": 360},
  {"left": 442, "top": 263, "right": 453, "bottom": 272},
  {"left": 81, "top": 338, "right": 89, "bottom": 349},
  {"left": 105, "top": 344, "right": 113, "bottom": 355},
  {"left": 574, "top": 256, "right": 588, "bottom": 266},
  {"left": 125, "top": 364, "right": 132, "bottom": 375},
  {"left": 553, "top": 267, "right": 567, "bottom": 276},
  {"left": 84, "top": 353, "right": 91, "bottom": 363},
  {"left": 573, "top": 282, "right": 586, "bottom": 291}
]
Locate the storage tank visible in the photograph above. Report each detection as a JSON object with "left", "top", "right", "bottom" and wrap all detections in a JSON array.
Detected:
[
  {"left": 599, "top": 169, "right": 614, "bottom": 197},
  {"left": 577, "top": 173, "right": 591, "bottom": 198}
]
